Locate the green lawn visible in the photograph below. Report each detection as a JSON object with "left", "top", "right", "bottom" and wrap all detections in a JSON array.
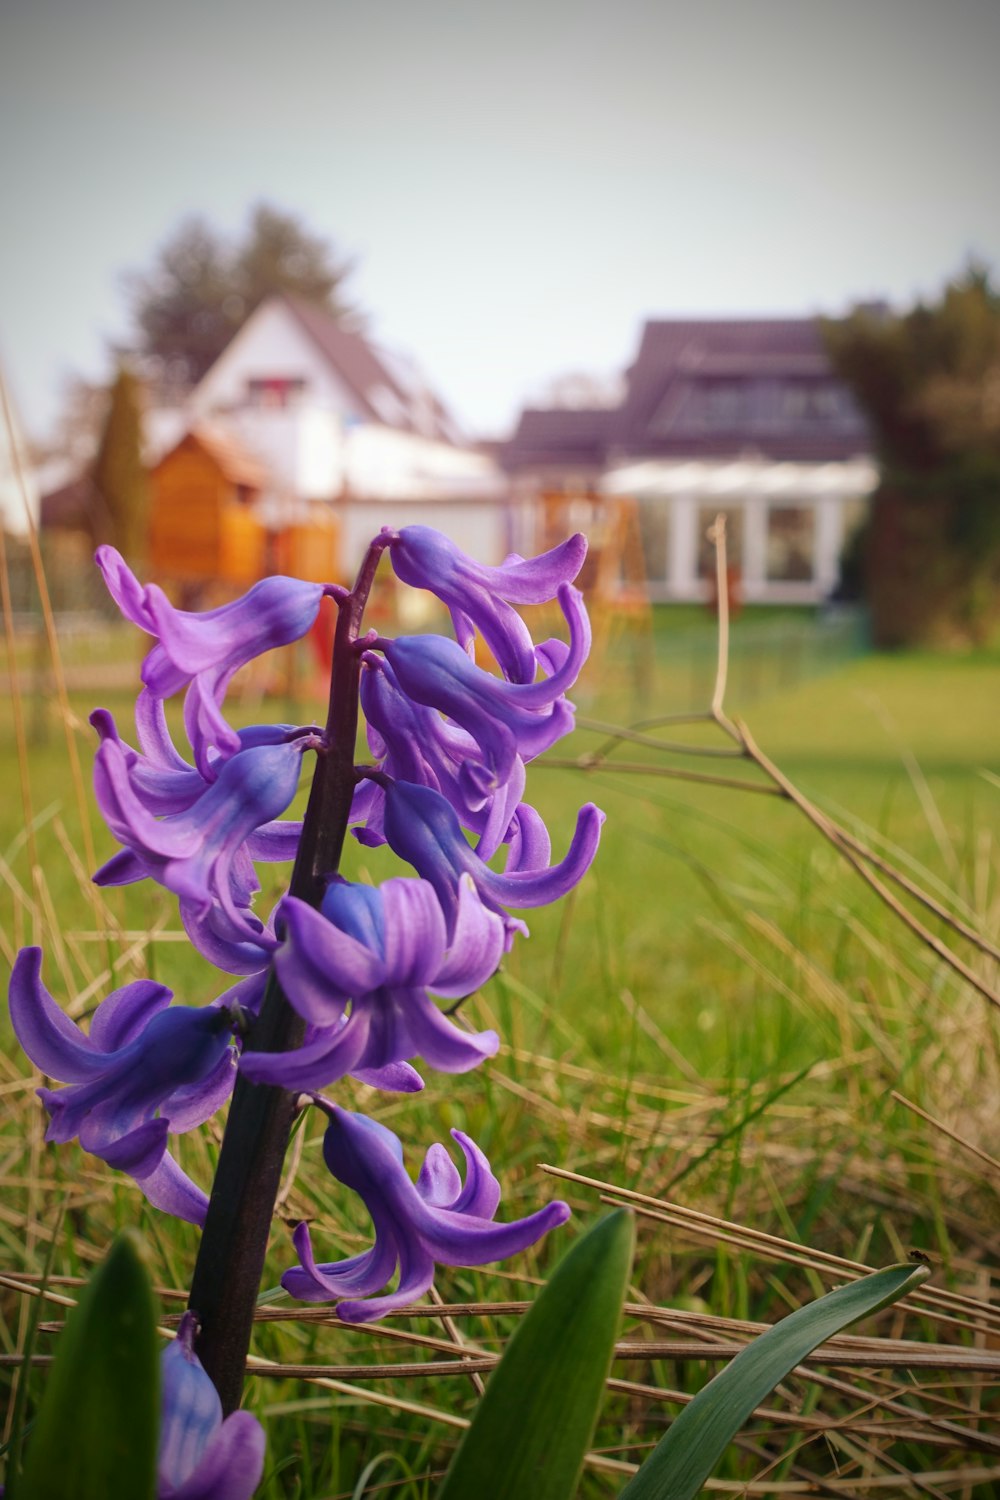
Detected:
[{"left": 2, "top": 614, "right": 998, "bottom": 1495}]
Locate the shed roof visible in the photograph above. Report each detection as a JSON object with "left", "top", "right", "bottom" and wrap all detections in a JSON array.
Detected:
[{"left": 154, "top": 423, "right": 270, "bottom": 489}]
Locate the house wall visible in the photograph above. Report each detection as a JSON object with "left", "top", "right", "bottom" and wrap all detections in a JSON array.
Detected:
[
  {"left": 189, "top": 301, "right": 366, "bottom": 421},
  {"left": 226, "top": 405, "right": 347, "bottom": 498},
  {"left": 603, "top": 458, "right": 876, "bottom": 605}
]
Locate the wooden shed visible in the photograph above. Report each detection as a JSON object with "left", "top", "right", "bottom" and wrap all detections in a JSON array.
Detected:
[{"left": 148, "top": 424, "right": 269, "bottom": 589}]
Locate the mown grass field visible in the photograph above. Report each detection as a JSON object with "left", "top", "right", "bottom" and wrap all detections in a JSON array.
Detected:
[{"left": 2, "top": 604, "right": 998, "bottom": 1496}]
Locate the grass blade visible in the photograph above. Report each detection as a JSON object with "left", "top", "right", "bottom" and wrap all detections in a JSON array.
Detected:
[
  {"left": 437, "top": 1209, "right": 635, "bottom": 1500},
  {"left": 619, "top": 1259, "right": 931, "bottom": 1500},
  {"left": 17, "top": 1232, "right": 160, "bottom": 1500}
]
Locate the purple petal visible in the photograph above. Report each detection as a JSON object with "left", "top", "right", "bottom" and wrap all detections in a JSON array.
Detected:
[
  {"left": 164, "top": 1042, "right": 237, "bottom": 1132},
  {"left": 162, "top": 1411, "right": 266, "bottom": 1500},
  {"left": 413, "top": 1197, "right": 571, "bottom": 1269},
  {"left": 88, "top": 979, "right": 173, "bottom": 1051},
  {"left": 378, "top": 878, "right": 448, "bottom": 985},
  {"left": 89, "top": 1116, "right": 169, "bottom": 1177},
  {"left": 429, "top": 876, "right": 505, "bottom": 999},
  {"left": 389, "top": 526, "right": 587, "bottom": 684},
  {"left": 159, "top": 1314, "right": 221, "bottom": 1493},
  {"left": 280, "top": 1218, "right": 398, "bottom": 1303},
  {"left": 274, "top": 897, "right": 385, "bottom": 1024},
  {"left": 416, "top": 1141, "right": 462, "bottom": 1206},
  {"left": 503, "top": 803, "right": 552, "bottom": 873},
  {"left": 238, "top": 1012, "right": 370, "bottom": 1090},
  {"left": 245, "top": 819, "right": 302, "bottom": 862},
  {"left": 9, "top": 948, "right": 107, "bottom": 1082},
  {"left": 448, "top": 1131, "right": 503, "bottom": 1218},
  {"left": 180, "top": 901, "right": 275, "bottom": 976},
  {"left": 351, "top": 1061, "right": 425, "bottom": 1092},
  {"left": 138, "top": 1151, "right": 209, "bottom": 1226},
  {"left": 93, "top": 848, "right": 148, "bottom": 887}
]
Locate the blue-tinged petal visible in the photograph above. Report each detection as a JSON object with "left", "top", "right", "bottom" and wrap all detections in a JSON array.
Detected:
[
  {"left": 288, "top": 1104, "right": 569, "bottom": 1323},
  {"left": 159, "top": 1315, "right": 222, "bottom": 1492},
  {"left": 320, "top": 878, "right": 385, "bottom": 950},
  {"left": 389, "top": 526, "right": 587, "bottom": 684},
  {"left": 158, "top": 1311, "right": 266, "bottom": 1500},
  {"left": 139, "top": 1152, "right": 210, "bottom": 1227},
  {"left": 274, "top": 897, "right": 384, "bottom": 1024},
  {"left": 476, "top": 802, "right": 605, "bottom": 912},
  {"left": 351, "top": 1061, "right": 424, "bottom": 1093},
  {"left": 9, "top": 948, "right": 110, "bottom": 1082},
  {"left": 86, "top": 1116, "right": 169, "bottom": 1177},
  {"left": 162, "top": 1411, "right": 266, "bottom": 1500},
  {"left": 447, "top": 1131, "right": 502, "bottom": 1218},
  {"left": 94, "top": 848, "right": 147, "bottom": 887},
  {"left": 164, "top": 1042, "right": 237, "bottom": 1133},
  {"left": 280, "top": 1219, "right": 398, "bottom": 1303},
  {"left": 416, "top": 1142, "right": 462, "bottom": 1206},
  {"left": 378, "top": 878, "right": 448, "bottom": 985},
  {"left": 429, "top": 876, "right": 505, "bottom": 999},
  {"left": 503, "top": 803, "right": 552, "bottom": 873},
  {"left": 179, "top": 900, "right": 275, "bottom": 976},
  {"left": 88, "top": 978, "right": 173, "bottom": 1051},
  {"left": 238, "top": 1012, "right": 370, "bottom": 1091},
  {"left": 382, "top": 781, "right": 603, "bottom": 934}
]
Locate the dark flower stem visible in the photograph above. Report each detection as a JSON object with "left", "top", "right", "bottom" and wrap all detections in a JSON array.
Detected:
[{"left": 187, "top": 534, "right": 391, "bottom": 1414}]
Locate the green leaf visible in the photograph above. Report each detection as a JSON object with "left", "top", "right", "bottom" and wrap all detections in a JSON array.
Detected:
[
  {"left": 437, "top": 1208, "right": 635, "bottom": 1500},
  {"left": 619, "top": 1259, "right": 931, "bottom": 1500},
  {"left": 18, "top": 1231, "right": 160, "bottom": 1500}
]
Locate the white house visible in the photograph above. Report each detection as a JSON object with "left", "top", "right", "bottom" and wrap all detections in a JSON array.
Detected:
[
  {"left": 179, "top": 296, "right": 509, "bottom": 570},
  {"left": 502, "top": 319, "right": 877, "bottom": 605}
]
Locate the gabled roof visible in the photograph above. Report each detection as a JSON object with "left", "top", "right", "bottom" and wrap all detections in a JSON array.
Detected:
[
  {"left": 153, "top": 423, "right": 269, "bottom": 488},
  {"left": 282, "top": 297, "right": 462, "bottom": 444},
  {"left": 499, "top": 407, "right": 616, "bottom": 473},
  {"left": 616, "top": 317, "right": 870, "bottom": 461},
  {"left": 502, "top": 317, "right": 872, "bottom": 473}
]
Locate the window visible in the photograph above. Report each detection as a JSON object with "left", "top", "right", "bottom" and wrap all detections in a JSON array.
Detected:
[
  {"left": 246, "top": 377, "right": 306, "bottom": 409},
  {"left": 637, "top": 497, "right": 671, "bottom": 583},
  {"left": 704, "top": 382, "right": 746, "bottom": 427},
  {"left": 766, "top": 506, "right": 815, "bottom": 581}
]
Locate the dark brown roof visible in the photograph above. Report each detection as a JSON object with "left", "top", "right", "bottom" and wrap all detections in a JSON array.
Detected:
[
  {"left": 499, "top": 407, "right": 616, "bottom": 473},
  {"left": 616, "top": 317, "right": 870, "bottom": 461},
  {"left": 283, "top": 297, "right": 462, "bottom": 443},
  {"left": 502, "top": 317, "right": 872, "bottom": 472}
]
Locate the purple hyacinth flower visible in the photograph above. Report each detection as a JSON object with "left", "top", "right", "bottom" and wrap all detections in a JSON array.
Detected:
[
  {"left": 281, "top": 1102, "right": 570, "bottom": 1322},
  {"left": 239, "top": 875, "right": 501, "bottom": 1090},
  {"left": 96, "top": 546, "right": 325, "bottom": 775},
  {"left": 388, "top": 525, "right": 587, "bottom": 683},
  {"left": 159, "top": 1312, "right": 265, "bottom": 1500},
  {"left": 8, "top": 949, "right": 236, "bottom": 1224},
  {"left": 381, "top": 780, "right": 604, "bottom": 944},
  {"left": 371, "top": 581, "right": 588, "bottom": 798},
  {"left": 179, "top": 898, "right": 277, "bottom": 976},
  {"left": 93, "top": 737, "right": 313, "bottom": 941},
  {"left": 355, "top": 656, "right": 527, "bottom": 858},
  {"left": 92, "top": 696, "right": 308, "bottom": 844}
]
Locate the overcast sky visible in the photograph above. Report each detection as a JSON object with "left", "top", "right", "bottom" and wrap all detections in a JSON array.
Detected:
[{"left": 2, "top": 0, "right": 998, "bottom": 443}]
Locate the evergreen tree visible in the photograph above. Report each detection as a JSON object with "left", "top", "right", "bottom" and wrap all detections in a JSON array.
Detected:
[
  {"left": 91, "top": 366, "right": 149, "bottom": 568},
  {"left": 824, "top": 266, "right": 1000, "bottom": 646},
  {"left": 125, "top": 205, "right": 356, "bottom": 388}
]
